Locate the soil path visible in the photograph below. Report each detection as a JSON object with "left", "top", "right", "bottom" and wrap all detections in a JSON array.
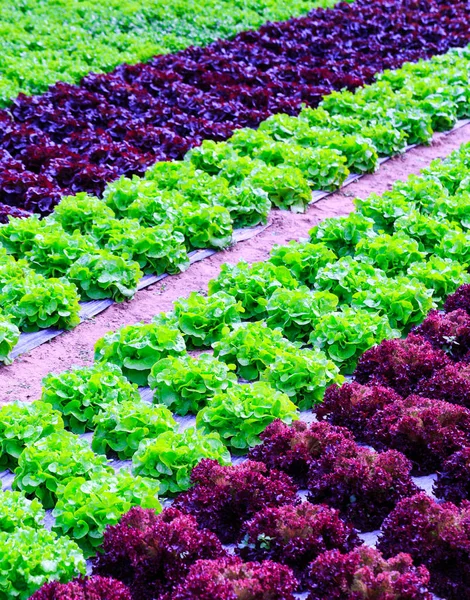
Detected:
[{"left": 2, "top": 124, "right": 470, "bottom": 403}]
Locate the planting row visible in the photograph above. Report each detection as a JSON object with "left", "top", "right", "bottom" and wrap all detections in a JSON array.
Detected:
[
  {"left": 1, "top": 0, "right": 470, "bottom": 213},
  {"left": 0, "top": 0, "right": 339, "bottom": 105},
  {"left": 2, "top": 47, "right": 470, "bottom": 367}
]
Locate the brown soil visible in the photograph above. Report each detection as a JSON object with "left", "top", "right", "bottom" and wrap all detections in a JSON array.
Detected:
[{"left": 2, "top": 124, "right": 470, "bottom": 403}]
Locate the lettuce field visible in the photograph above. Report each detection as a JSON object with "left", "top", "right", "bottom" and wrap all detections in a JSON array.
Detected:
[{"left": 1, "top": 0, "right": 470, "bottom": 598}]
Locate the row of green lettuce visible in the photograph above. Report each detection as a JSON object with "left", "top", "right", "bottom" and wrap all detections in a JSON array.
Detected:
[
  {"left": 0, "top": 0, "right": 342, "bottom": 105},
  {"left": 1, "top": 45, "right": 470, "bottom": 365},
  {"left": 1, "top": 140, "right": 470, "bottom": 597}
]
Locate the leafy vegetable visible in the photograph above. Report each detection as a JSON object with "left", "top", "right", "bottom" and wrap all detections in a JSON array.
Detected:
[
  {"left": 266, "top": 287, "right": 338, "bottom": 342},
  {"left": 212, "top": 321, "right": 296, "bottom": 380},
  {"left": 67, "top": 250, "right": 142, "bottom": 302},
  {"left": 41, "top": 363, "right": 141, "bottom": 433},
  {"left": 407, "top": 256, "right": 470, "bottom": 305},
  {"left": 53, "top": 471, "right": 162, "bottom": 557},
  {"left": 268, "top": 241, "right": 336, "bottom": 287},
  {"left": 92, "top": 400, "right": 176, "bottom": 460},
  {"left": 355, "top": 233, "right": 427, "bottom": 276},
  {"left": 149, "top": 353, "right": 237, "bottom": 415},
  {"left": 13, "top": 430, "right": 111, "bottom": 508},
  {"left": 309, "top": 307, "right": 400, "bottom": 374},
  {"left": 0, "top": 490, "right": 45, "bottom": 533},
  {"left": 0, "top": 274, "right": 81, "bottom": 331},
  {"left": 351, "top": 276, "right": 436, "bottom": 331},
  {"left": 94, "top": 321, "right": 186, "bottom": 386},
  {"left": 0, "top": 527, "right": 85, "bottom": 600},
  {"left": 0, "top": 401, "right": 64, "bottom": 470},
  {"left": 314, "top": 257, "right": 387, "bottom": 303},
  {"left": 309, "top": 213, "right": 376, "bottom": 256},
  {"left": 132, "top": 427, "right": 231, "bottom": 494},
  {"left": 0, "top": 312, "right": 19, "bottom": 364},
  {"left": 196, "top": 382, "right": 299, "bottom": 452},
  {"left": 208, "top": 261, "right": 299, "bottom": 320},
  {"left": 261, "top": 347, "right": 344, "bottom": 410},
  {"left": 173, "top": 291, "right": 244, "bottom": 348}
]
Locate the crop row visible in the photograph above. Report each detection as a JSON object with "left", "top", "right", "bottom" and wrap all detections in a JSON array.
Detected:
[
  {"left": 2, "top": 44, "right": 470, "bottom": 366},
  {"left": 0, "top": 0, "right": 341, "bottom": 105},
  {"left": 1, "top": 139, "right": 470, "bottom": 596},
  {"left": 1, "top": 0, "right": 470, "bottom": 214}
]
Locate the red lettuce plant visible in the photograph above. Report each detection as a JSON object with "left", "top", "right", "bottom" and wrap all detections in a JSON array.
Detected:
[
  {"left": 307, "top": 447, "right": 418, "bottom": 530},
  {"left": 30, "top": 576, "right": 132, "bottom": 599},
  {"left": 305, "top": 546, "right": 432, "bottom": 600},
  {"left": 172, "top": 459, "right": 298, "bottom": 543},
  {"left": 93, "top": 507, "right": 226, "bottom": 599},
  {"left": 315, "top": 382, "right": 402, "bottom": 440},
  {"left": 368, "top": 395, "right": 470, "bottom": 474},
  {"left": 168, "top": 557, "right": 298, "bottom": 600},
  {"left": 247, "top": 420, "right": 357, "bottom": 487},
  {"left": 237, "top": 502, "right": 361, "bottom": 582},
  {"left": 416, "top": 362, "right": 470, "bottom": 408},
  {"left": 444, "top": 284, "right": 470, "bottom": 316},
  {"left": 354, "top": 334, "right": 451, "bottom": 396},
  {"left": 434, "top": 448, "right": 470, "bottom": 504},
  {"left": 378, "top": 493, "right": 470, "bottom": 599},
  {"left": 412, "top": 309, "right": 470, "bottom": 360}
]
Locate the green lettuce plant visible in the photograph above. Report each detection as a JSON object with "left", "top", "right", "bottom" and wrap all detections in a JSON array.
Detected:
[
  {"left": 265, "top": 287, "right": 339, "bottom": 342},
  {"left": 196, "top": 382, "right": 298, "bottom": 452},
  {"left": 268, "top": 240, "right": 336, "bottom": 287},
  {"left": 244, "top": 164, "right": 312, "bottom": 212},
  {"left": 309, "top": 307, "right": 400, "bottom": 374},
  {"left": 41, "top": 363, "right": 141, "bottom": 433},
  {"left": 24, "top": 230, "right": 96, "bottom": 278},
  {"left": 436, "top": 230, "right": 470, "bottom": 265},
  {"left": 351, "top": 277, "right": 436, "bottom": 331},
  {"left": 431, "top": 192, "right": 470, "bottom": 229},
  {"left": 52, "top": 192, "right": 116, "bottom": 234},
  {"left": 0, "top": 490, "right": 45, "bottom": 533},
  {"left": 94, "top": 321, "right": 186, "bottom": 385},
  {"left": 208, "top": 261, "right": 299, "bottom": 319},
  {"left": 178, "top": 203, "right": 233, "bottom": 249},
  {"left": 0, "top": 274, "right": 81, "bottom": 331},
  {"left": 355, "top": 233, "right": 427, "bottom": 276},
  {"left": 186, "top": 140, "right": 238, "bottom": 174},
  {"left": 212, "top": 321, "right": 296, "bottom": 380},
  {"left": 393, "top": 210, "right": 461, "bottom": 252},
  {"left": 0, "top": 401, "right": 64, "bottom": 470},
  {"left": 149, "top": 353, "right": 237, "bottom": 415},
  {"left": 261, "top": 347, "right": 344, "bottom": 410},
  {"left": 354, "top": 191, "right": 415, "bottom": 233},
  {"left": 390, "top": 175, "right": 449, "bottom": 213},
  {"left": 53, "top": 470, "right": 162, "bottom": 557},
  {"left": 13, "top": 430, "right": 111, "bottom": 508},
  {"left": 309, "top": 213, "right": 376, "bottom": 256},
  {"left": 98, "top": 219, "right": 189, "bottom": 275},
  {"left": 0, "top": 526, "right": 85, "bottom": 600},
  {"left": 173, "top": 291, "right": 244, "bottom": 348},
  {"left": 218, "top": 184, "right": 271, "bottom": 228},
  {"left": 407, "top": 256, "right": 470, "bottom": 305},
  {"left": 92, "top": 400, "right": 176, "bottom": 459},
  {"left": 132, "top": 427, "right": 231, "bottom": 494},
  {"left": 67, "top": 250, "right": 142, "bottom": 301},
  {"left": 0, "top": 313, "right": 19, "bottom": 364},
  {"left": 314, "top": 257, "right": 387, "bottom": 303}
]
